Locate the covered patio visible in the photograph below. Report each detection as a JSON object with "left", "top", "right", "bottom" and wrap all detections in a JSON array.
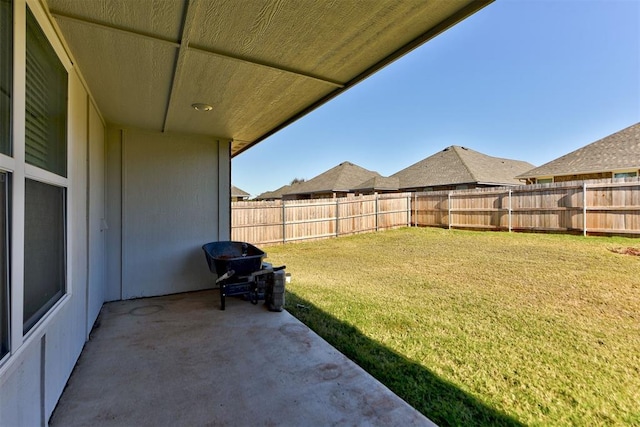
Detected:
[
  {"left": 49, "top": 291, "right": 432, "bottom": 426},
  {"left": 0, "top": 1, "right": 493, "bottom": 424}
]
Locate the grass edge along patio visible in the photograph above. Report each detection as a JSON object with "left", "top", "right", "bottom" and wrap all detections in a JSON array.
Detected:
[{"left": 270, "top": 227, "right": 640, "bottom": 426}]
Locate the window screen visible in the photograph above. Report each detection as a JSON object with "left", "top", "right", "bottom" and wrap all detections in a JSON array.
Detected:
[
  {"left": 0, "top": 0, "right": 11, "bottom": 156},
  {"left": 25, "top": 7, "right": 67, "bottom": 177},
  {"left": 24, "top": 179, "right": 66, "bottom": 333}
]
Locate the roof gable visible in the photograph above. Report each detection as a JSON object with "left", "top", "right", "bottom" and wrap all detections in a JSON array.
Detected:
[
  {"left": 255, "top": 183, "right": 300, "bottom": 200},
  {"left": 352, "top": 176, "right": 400, "bottom": 192},
  {"left": 456, "top": 146, "right": 535, "bottom": 184},
  {"left": 231, "top": 185, "right": 250, "bottom": 198},
  {"left": 517, "top": 122, "right": 640, "bottom": 179},
  {"left": 392, "top": 146, "right": 533, "bottom": 188},
  {"left": 285, "top": 161, "right": 381, "bottom": 195}
]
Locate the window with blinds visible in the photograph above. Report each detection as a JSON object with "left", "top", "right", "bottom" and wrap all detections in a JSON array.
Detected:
[
  {"left": 25, "top": 7, "right": 67, "bottom": 177},
  {"left": 23, "top": 7, "right": 68, "bottom": 333}
]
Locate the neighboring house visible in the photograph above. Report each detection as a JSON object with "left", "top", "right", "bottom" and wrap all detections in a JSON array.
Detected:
[
  {"left": 231, "top": 185, "right": 250, "bottom": 202},
  {"left": 283, "top": 161, "right": 381, "bottom": 200},
  {"left": 391, "top": 146, "right": 535, "bottom": 192},
  {"left": 0, "top": 0, "right": 491, "bottom": 424},
  {"left": 254, "top": 186, "right": 287, "bottom": 201},
  {"left": 254, "top": 183, "right": 299, "bottom": 201},
  {"left": 351, "top": 176, "right": 401, "bottom": 195},
  {"left": 517, "top": 122, "right": 640, "bottom": 184}
]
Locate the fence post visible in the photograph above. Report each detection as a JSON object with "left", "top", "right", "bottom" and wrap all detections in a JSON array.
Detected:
[
  {"left": 448, "top": 192, "right": 452, "bottom": 230},
  {"left": 508, "top": 189, "right": 512, "bottom": 232},
  {"left": 415, "top": 194, "right": 423, "bottom": 227},
  {"left": 375, "top": 194, "right": 379, "bottom": 231},
  {"left": 336, "top": 198, "right": 340, "bottom": 237},
  {"left": 406, "top": 194, "right": 410, "bottom": 227},
  {"left": 282, "top": 200, "right": 286, "bottom": 244},
  {"left": 583, "top": 182, "right": 587, "bottom": 237}
]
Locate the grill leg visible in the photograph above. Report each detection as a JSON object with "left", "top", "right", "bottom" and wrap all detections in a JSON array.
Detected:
[{"left": 220, "top": 283, "right": 226, "bottom": 310}]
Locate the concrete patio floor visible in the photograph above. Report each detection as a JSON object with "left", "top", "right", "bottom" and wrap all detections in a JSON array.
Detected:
[{"left": 49, "top": 290, "right": 434, "bottom": 426}]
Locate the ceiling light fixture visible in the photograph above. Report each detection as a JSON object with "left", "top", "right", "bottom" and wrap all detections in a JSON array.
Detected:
[{"left": 191, "top": 103, "right": 213, "bottom": 111}]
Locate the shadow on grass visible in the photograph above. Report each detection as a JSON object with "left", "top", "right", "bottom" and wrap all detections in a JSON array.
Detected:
[{"left": 286, "top": 291, "right": 524, "bottom": 427}]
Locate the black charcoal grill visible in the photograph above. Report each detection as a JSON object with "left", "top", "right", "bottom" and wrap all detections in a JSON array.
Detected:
[{"left": 202, "top": 241, "right": 285, "bottom": 310}]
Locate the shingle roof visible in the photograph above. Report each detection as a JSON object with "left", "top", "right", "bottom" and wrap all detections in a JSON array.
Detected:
[
  {"left": 284, "top": 161, "right": 381, "bottom": 195},
  {"left": 231, "top": 185, "right": 250, "bottom": 198},
  {"left": 255, "top": 183, "right": 297, "bottom": 200},
  {"left": 391, "top": 146, "right": 534, "bottom": 189},
  {"left": 351, "top": 176, "right": 400, "bottom": 192},
  {"left": 516, "top": 122, "right": 640, "bottom": 179}
]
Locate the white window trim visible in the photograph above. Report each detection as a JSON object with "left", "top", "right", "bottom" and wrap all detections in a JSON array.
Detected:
[
  {"left": 0, "top": 155, "right": 16, "bottom": 173},
  {"left": 4, "top": 0, "right": 72, "bottom": 360},
  {"left": 10, "top": 0, "right": 27, "bottom": 361},
  {"left": 26, "top": 0, "right": 72, "bottom": 72},
  {"left": 25, "top": 164, "right": 68, "bottom": 187}
]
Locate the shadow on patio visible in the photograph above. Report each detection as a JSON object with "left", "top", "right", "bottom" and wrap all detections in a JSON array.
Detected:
[{"left": 49, "top": 290, "right": 433, "bottom": 426}]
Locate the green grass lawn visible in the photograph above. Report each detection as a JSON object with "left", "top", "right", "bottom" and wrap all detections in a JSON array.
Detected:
[{"left": 263, "top": 227, "right": 640, "bottom": 426}]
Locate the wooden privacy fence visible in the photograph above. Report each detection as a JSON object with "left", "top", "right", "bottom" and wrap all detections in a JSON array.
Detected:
[
  {"left": 232, "top": 179, "right": 639, "bottom": 245},
  {"left": 232, "top": 193, "right": 412, "bottom": 245},
  {"left": 412, "top": 178, "right": 640, "bottom": 235}
]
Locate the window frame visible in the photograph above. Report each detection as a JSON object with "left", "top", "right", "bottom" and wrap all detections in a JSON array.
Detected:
[
  {"left": 0, "top": 173, "right": 9, "bottom": 360},
  {"left": 0, "top": 0, "right": 12, "bottom": 362},
  {"left": 20, "top": 1, "right": 69, "bottom": 337},
  {"left": 613, "top": 170, "right": 638, "bottom": 179},
  {"left": 22, "top": 178, "right": 67, "bottom": 334},
  {"left": 0, "top": 0, "right": 73, "bottom": 368},
  {"left": 0, "top": 0, "right": 12, "bottom": 158},
  {"left": 24, "top": 5, "right": 67, "bottom": 177}
]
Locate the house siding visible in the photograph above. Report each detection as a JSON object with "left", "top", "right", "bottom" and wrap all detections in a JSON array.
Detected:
[
  {"left": 284, "top": 192, "right": 346, "bottom": 200},
  {"left": 87, "top": 102, "right": 107, "bottom": 325},
  {"left": 118, "top": 128, "right": 227, "bottom": 298},
  {"left": 0, "top": 1, "right": 231, "bottom": 423},
  {"left": 402, "top": 182, "right": 509, "bottom": 193},
  {"left": 553, "top": 172, "right": 612, "bottom": 182},
  {"left": 0, "top": 65, "right": 97, "bottom": 424},
  {"left": 105, "top": 126, "right": 123, "bottom": 302}
]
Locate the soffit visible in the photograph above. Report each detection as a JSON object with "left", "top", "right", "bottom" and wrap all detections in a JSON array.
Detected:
[
  {"left": 46, "top": 0, "right": 492, "bottom": 156},
  {"left": 51, "top": 20, "right": 176, "bottom": 131}
]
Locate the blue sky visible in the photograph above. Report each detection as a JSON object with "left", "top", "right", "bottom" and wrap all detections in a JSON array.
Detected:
[{"left": 232, "top": 0, "right": 640, "bottom": 198}]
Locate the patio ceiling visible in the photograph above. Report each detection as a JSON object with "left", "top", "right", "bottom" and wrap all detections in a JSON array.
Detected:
[{"left": 46, "top": 0, "right": 492, "bottom": 156}]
